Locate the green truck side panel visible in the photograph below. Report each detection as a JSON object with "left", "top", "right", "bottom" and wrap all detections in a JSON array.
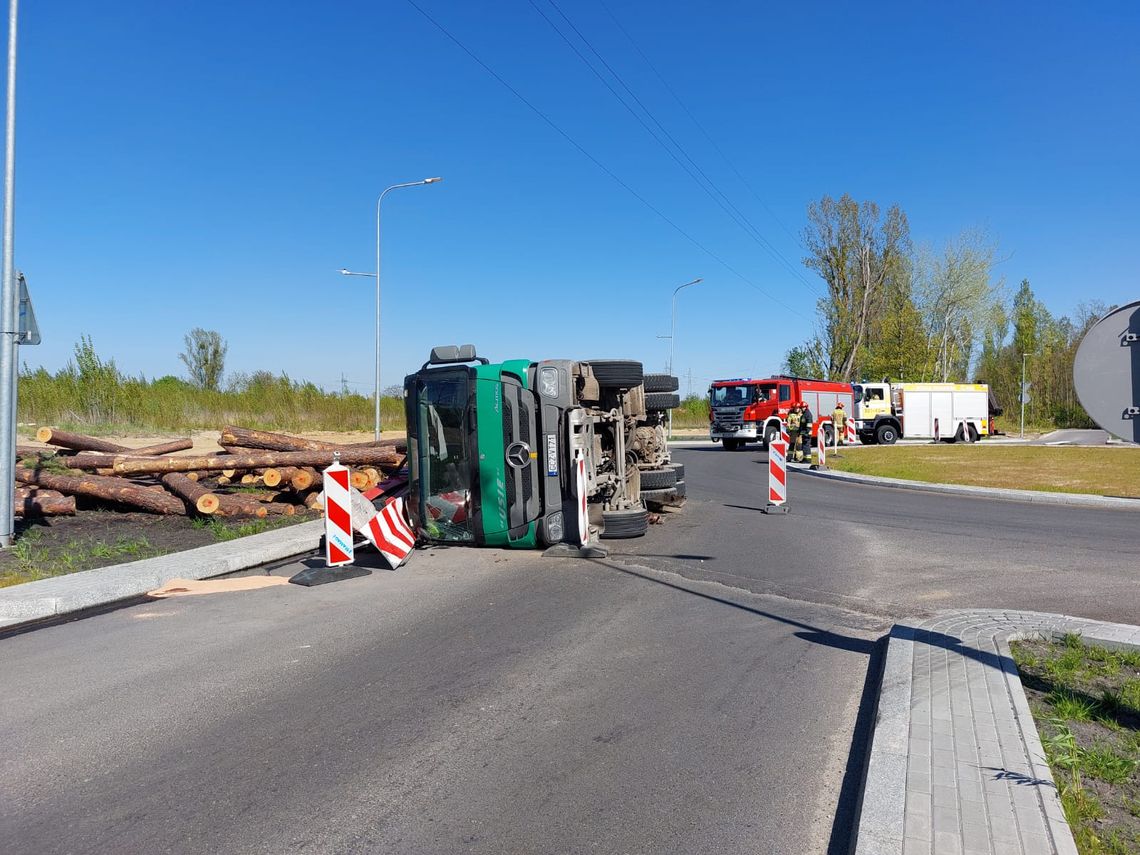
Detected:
[{"left": 473, "top": 360, "right": 537, "bottom": 549}]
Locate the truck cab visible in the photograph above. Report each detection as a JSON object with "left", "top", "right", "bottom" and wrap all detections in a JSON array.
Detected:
[{"left": 404, "top": 346, "right": 668, "bottom": 548}]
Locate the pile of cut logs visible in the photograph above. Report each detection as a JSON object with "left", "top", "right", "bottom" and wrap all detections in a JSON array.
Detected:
[{"left": 14, "top": 426, "right": 406, "bottom": 519}]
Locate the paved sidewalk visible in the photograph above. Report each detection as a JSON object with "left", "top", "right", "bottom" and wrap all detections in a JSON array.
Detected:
[{"left": 855, "top": 609, "right": 1140, "bottom": 855}]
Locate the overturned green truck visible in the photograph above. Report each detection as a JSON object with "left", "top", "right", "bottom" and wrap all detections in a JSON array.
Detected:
[{"left": 403, "top": 345, "right": 683, "bottom": 548}]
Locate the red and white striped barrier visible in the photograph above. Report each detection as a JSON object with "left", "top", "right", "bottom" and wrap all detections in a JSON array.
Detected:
[
  {"left": 574, "top": 448, "right": 589, "bottom": 545},
  {"left": 323, "top": 459, "right": 354, "bottom": 566},
  {"left": 765, "top": 440, "right": 788, "bottom": 512},
  {"left": 845, "top": 418, "right": 856, "bottom": 445},
  {"left": 815, "top": 419, "right": 829, "bottom": 468},
  {"left": 361, "top": 496, "right": 417, "bottom": 569}
]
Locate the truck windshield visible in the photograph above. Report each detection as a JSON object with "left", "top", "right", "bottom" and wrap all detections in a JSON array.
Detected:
[
  {"left": 411, "top": 370, "right": 475, "bottom": 543},
  {"left": 711, "top": 384, "right": 774, "bottom": 406}
]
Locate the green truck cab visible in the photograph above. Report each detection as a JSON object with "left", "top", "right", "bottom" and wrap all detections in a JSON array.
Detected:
[{"left": 403, "top": 345, "right": 683, "bottom": 548}]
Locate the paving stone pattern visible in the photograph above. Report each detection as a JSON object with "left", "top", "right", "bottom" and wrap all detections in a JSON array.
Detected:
[{"left": 855, "top": 609, "right": 1140, "bottom": 855}]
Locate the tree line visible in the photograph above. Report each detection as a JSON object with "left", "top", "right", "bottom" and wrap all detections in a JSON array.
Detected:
[{"left": 783, "top": 194, "right": 1107, "bottom": 428}]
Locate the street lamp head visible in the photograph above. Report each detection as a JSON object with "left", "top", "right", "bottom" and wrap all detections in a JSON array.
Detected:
[
  {"left": 423, "top": 177, "right": 443, "bottom": 184},
  {"left": 338, "top": 268, "right": 351, "bottom": 275}
]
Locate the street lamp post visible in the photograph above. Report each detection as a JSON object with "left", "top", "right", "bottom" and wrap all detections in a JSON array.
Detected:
[
  {"left": 668, "top": 278, "right": 703, "bottom": 375},
  {"left": 340, "top": 176, "right": 442, "bottom": 441}
]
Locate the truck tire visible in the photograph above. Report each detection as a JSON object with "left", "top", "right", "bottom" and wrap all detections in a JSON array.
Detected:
[
  {"left": 639, "top": 467, "right": 677, "bottom": 489},
  {"left": 673, "top": 480, "right": 686, "bottom": 498},
  {"left": 644, "top": 373, "right": 679, "bottom": 393},
  {"left": 763, "top": 423, "right": 780, "bottom": 449},
  {"left": 587, "top": 360, "right": 643, "bottom": 389},
  {"left": 645, "top": 392, "right": 680, "bottom": 411},
  {"left": 821, "top": 424, "right": 834, "bottom": 448},
  {"left": 876, "top": 423, "right": 899, "bottom": 445},
  {"left": 600, "top": 506, "right": 649, "bottom": 539},
  {"left": 667, "top": 462, "right": 684, "bottom": 481},
  {"left": 723, "top": 439, "right": 741, "bottom": 451}
]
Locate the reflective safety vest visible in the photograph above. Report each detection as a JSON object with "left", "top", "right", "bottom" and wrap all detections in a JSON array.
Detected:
[
  {"left": 786, "top": 411, "right": 801, "bottom": 431},
  {"left": 832, "top": 409, "right": 846, "bottom": 430}
]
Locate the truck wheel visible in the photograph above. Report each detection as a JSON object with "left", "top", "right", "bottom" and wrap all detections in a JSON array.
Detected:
[
  {"left": 600, "top": 507, "right": 649, "bottom": 539},
  {"left": 875, "top": 424, "right": 899, "bottom": 445},
  {"left": 968, "top": 424, "right": 980, "bottom": 443},
  {"left": 667, "top": 462, "right": 684, "bottom": 481},
  {"left": 639, "top": 467, "right": 677, "bottom": 489},
  {"left": 587, "top": 360, "right": 643, "bottom": 389},
  {"left": 723, "top": 439, "right": 740, "bottom": 451},
  {"left": 821, "top": 425, "right": 834, "bottom": 448},
  {"left": 763, "top": 423, "right": 780, "bottom": 449},
  {"left": 645, "top": 392, "right": 680, "bottom": 411},
  {"left": 644, "top": 373, "right": 679, "bottom": 393}
]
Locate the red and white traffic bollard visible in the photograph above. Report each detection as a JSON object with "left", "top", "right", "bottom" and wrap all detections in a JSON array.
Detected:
[
  {"left": 763, "top": 440, "right": 789, "bottom": 514},
  {"left": 933, "top": 418, "right": 940, "bottom": 443},
  {"left": 813, "top": 419, "right": 829, "bottom": 469},
  {"left": 323, "top": 456, "right": 354, "bottom": 566},
  {"left": 845, "top": 417, "right": 856, "bottom": 445}
]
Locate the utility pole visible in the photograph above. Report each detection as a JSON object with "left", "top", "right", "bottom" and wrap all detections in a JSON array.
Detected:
[{"left": 686, "top": 367, "right": 693, "bottom": 399}]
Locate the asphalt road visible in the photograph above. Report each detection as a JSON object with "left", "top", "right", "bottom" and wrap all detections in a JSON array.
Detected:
[
  {"left": 3, "top": 446, "right": 1137, "bottom": 854},
  {"left": 638, "top": 445, "right": 1140, "bottom": 624}
]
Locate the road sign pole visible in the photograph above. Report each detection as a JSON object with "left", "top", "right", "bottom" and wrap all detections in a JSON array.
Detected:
[{"left": 0, "top": 0, "right": 18, "bottom": 548}]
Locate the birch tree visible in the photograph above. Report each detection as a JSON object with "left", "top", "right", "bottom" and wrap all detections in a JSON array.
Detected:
[{"left": 802, "top": 195, "right": 911, "bottom": 381}]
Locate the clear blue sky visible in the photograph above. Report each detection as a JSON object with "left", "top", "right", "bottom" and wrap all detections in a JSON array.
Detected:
[{"left": 10, "top": 1, "right": 1139, "bottom": 396}]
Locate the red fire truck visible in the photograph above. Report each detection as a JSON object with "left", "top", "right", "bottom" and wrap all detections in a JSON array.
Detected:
[{"left": 708, "top": 375, "right": 856, "bottom": 450}]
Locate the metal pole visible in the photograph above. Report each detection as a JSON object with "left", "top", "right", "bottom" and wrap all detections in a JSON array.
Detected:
[
  {"left": 668, "top": 277, "right": 702, "bottom": 375},
  {"left": 0, "top": 0, "right": 17, "bottom": 548},
  {"left": 371, "top": 177, "right": 441, "bottom": 441},
  {"left": 1020, "top": 353, "right": 1026, "bottom": 439}
]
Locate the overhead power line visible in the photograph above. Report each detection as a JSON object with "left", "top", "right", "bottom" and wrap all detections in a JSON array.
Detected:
[
  {"left": 537, "top": 0, "right": 822, "bottom": 297},
  {"left": 404, "top": 0, "right": 810, "bottom": 319},
  {"left": 597, "top": 0, "right": 808, "bottom": 253}
]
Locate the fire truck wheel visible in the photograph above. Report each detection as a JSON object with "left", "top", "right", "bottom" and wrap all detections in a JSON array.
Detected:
[
  {"left": 645, "top": 392, "right": 680, "bottom": 411},
  {"left": 667, "top": 462, "right": 684, "bottom": 481},
  {"left": 600, "top": 506, "right": 649, "bottom": 539},
  {"left": 587, "top": 360, "right": 644, "bottom": 389},
  {"left": 875, "top": 423, "right": 899, "bottom": 445},
  {"left": 723, "top": 439, "right": 741, "bottom": 451},
  {"left": 763, "top": 423, "right": 780, "bottom": 448},
  {"left": 821, "top": 425, "right": 834, "bottom": 447},
  {"left": 639, "top": 467, "right": 677, "bottom": 489},
  {"left": 968, "top": 424, "right": 980, "bottom": 443},
  {"left": 643, "top": 373, "right": 679, "bottom": 393}
]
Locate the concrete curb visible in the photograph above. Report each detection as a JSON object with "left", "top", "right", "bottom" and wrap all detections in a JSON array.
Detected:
[
  {"left": 0, "top": 519, "right": 323, "bottom": 628},
  {"left": 855, "top": 609, "right": 1140, "bottom": 855},
  {"left": 796, "top": 465, "right": 1140, "bottom": 511}
]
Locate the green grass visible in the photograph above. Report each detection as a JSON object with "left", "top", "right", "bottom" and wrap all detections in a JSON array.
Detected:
[
  {"left": 18, "top": 339, "right": 403, "bottom": 433},
  {"left": 828, "top": 445, "right": 1140, "bottom": 498},
  {"left": 190, "top": 515, "right": 306, "bottom": 542},
  {"left": 0, "top": 529, "right": 168, "bottom": 587},
  {"left": 1012, "top": 637, "right": 1140, "bottom": 854}
]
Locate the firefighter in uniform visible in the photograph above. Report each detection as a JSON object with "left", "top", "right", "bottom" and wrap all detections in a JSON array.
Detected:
[
  {"left": 785, "top": 403, "right": 802, "bottom": 462},
  {"left": 798, "top": 401, "right": 814, "bottom": 462},
  {"left": 832, "top": 401, "right": 847, "bottom": 445}
]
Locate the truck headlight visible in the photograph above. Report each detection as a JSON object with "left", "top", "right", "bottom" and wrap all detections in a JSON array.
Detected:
[
  {"left": 547, "top": 511, "right": 564, "bottom": 541},
  {"left": 540, "top": 367, "right": 559, "bottom": 397}
]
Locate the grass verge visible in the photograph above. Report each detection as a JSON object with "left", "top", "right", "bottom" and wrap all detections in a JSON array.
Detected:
[
  {"left": 1011, "top": 635, "right": 1140, "bottom": 854},
  {"left": 827, "top": 445, "right": 1140, "bottom": 498},
  {"left": 190, "top": 515, "right": 306, "bottom": 542},
  {"left": 0, "top": 529, "right": 169, "bottom": 587}
]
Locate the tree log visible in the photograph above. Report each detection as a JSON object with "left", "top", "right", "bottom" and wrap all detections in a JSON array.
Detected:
[
  {"left": 14, "top": 493, "right": 76, "bottom": 516},
  {"left": 160, "top": 473, "right": 220, "bottom": 514},
  {"left": 35, "top": 427, "right": 130, "bottom": 453},
  {"left": 15, "top": 466, "right": 187, "bottom": 514},
  {"left": 294, "top": 468, "right": 319, "bottom": 491},
  {"left": 220, "top": 426, "right": 405, "bottom": 453},
  {"left": 14, "top": 487, "right": 64, "bottom": 500},
  {"left": 212, "top": 494, "right": 269, "bottom": 518},
  {"left": 130, "top": 438, "right": 194, "bottom": 455},
  {"left": 262, "top": 502, "right": 296, "bottom": 516},
  {"left": 113, "top": 447, "right": 398, "bottom": 475}
]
